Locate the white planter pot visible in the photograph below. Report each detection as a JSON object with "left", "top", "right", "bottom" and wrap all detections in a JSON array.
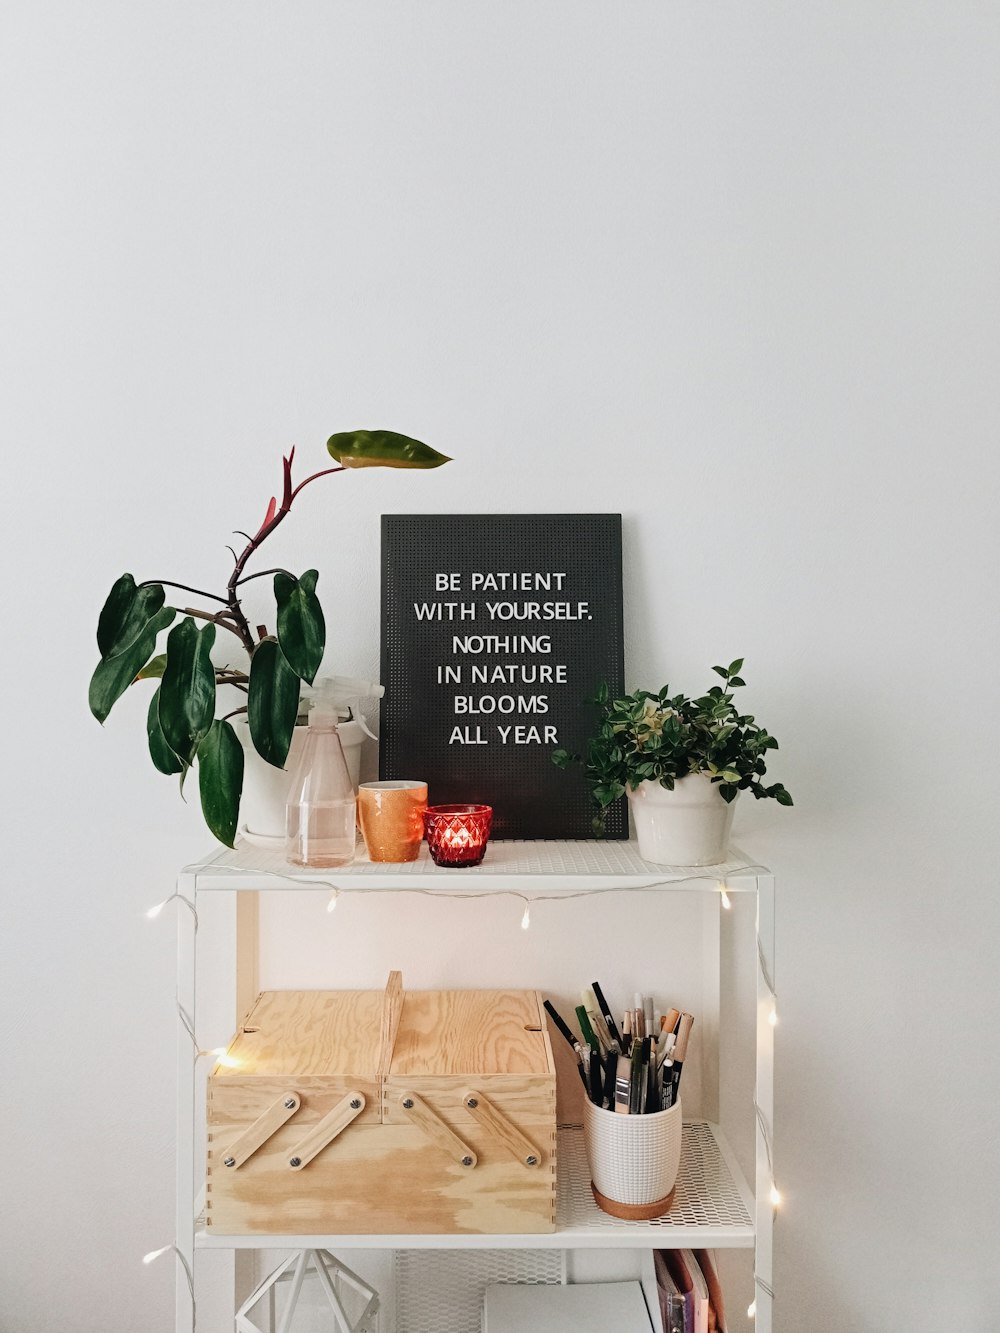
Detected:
[
  {"left": 627, "top": 773, "right": 736, "bottom": 866},
  {"left": 235, "top": 719, "right": 366, "bottom": 846}
]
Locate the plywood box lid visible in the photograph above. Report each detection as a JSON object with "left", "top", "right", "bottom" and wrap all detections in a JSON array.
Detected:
[
  {"left": 216, "top": 989, "right": 383, "bottom": 1077},
  {"left": 389, "top": 989, "right": 554, "bottom": 1077},
  {"left": 212, "top": 976, "right": 555, "bottom": 1081}
]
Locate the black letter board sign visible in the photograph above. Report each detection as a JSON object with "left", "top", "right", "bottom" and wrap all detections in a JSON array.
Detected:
[{"left": 379, "top": 514, "right": 626, "bottom": 840}]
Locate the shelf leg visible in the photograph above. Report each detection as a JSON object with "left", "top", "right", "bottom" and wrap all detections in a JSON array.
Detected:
[
  {"left": 755, "top": 873, "right": 776, "bottom": 1333},
  {"left": 234, "top": 890, "right": 261, "bottom": 1314},
  {"left": 175, "top": 871, "right": 197, "bottom": 1333}
]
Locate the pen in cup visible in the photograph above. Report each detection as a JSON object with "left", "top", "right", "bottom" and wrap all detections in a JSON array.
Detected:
[
  {"left": 591, "top": 981, "right": 623, "bottom": 1049},
  {"left": 669, "top": 1012, "right": 695, "bottom": 1101},
  {"left": 543, "top": 999, "right": 589, "bottom": 1092},
  {"left": 614, "top": 1052, "right": 632, "bottom": 1114},
  {"left": 628, "top": 1040, "right": 645, "bottom": 1114}
]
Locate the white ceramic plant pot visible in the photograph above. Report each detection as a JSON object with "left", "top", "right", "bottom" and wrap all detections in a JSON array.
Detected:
[
  {"left": 235, "top": 719, "right": 365, "bottom": 847},
  {"left": 584, "top": 1095, "right": 683, "bottom": 1217},
  {"left": 627, "top": 773, "right": 736, "bottom": 866}
]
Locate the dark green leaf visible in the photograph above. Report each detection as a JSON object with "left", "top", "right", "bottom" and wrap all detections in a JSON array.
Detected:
[
  {"left": 551, "top": 748, "right": 579, "bottom": 768},
  {"left": 326, "top": 429, "right": 451, "bottom": 469},
  {"left": 89, "top": 605, "right": 176, "bottom": 723},
  {"left": 158, "top": 618, "right": 217, "bottom": 769},
  {"left": 727, "top": 658, "right": 744, "bottom": 676},
  {"left": 97, "top": 574, "right": 166, "bottom": 658},
  {"left": 772, "top": 784, "right": 794, "bottom": 806},
  {"left": 274, "top": 569, "right": 326, "bottom": 685},
  {"left": 712, "top": 665, "right": 728, "bottom": 679},
  {"left": 147, "top": 686, "right": 183, "bottom": 774},
  {"left": 248, "top": 637, "right": 300, "bottom": 767},
  {"left": 729, "top": 676, "right": 746, "bottom": 688},
  {"left": 197, "top": 719, "right": 244, "bottom": 847},
  {"left": 592, "top": 782, "right": 625, "bottom": 807},
  {"left": 718, "top": 782, "right": 738, "bottom": 803}
]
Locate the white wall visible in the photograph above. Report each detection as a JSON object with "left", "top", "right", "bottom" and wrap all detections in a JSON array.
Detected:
[{"left": 2, "top": 3, "right": 998, "bottom": 1329}]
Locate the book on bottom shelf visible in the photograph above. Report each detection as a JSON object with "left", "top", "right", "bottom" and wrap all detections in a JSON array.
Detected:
[
  {"left": 655, "top": 1250, "right": 727, "bottom": 1333},
  {"left": 482, "top": 1281, "right": 653, "bottom": 1333}
]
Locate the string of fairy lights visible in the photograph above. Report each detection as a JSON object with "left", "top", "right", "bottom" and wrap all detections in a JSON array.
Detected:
[{"left": 144, "top": 858, "right": 780, "bottom": 1323}]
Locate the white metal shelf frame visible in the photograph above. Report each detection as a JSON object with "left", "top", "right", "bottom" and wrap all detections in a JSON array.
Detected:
[
  {"left": 185, "top": 838, "right": 766, "bottom": 894},
  {"left": 173, "top": 839, "right": 775, "bottom": 1333}
]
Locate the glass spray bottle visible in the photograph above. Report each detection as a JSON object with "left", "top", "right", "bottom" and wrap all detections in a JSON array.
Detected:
[{"left": 285, "top": 681, "right": 356, "bottom": 868}]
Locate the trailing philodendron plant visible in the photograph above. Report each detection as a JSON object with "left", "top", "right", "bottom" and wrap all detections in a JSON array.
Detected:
[
  {"left": 89, "top": 429, "right": 449, "bottom": 846},
  {"left": 552, "top": 660, "right": 792, "bottom": 833}
]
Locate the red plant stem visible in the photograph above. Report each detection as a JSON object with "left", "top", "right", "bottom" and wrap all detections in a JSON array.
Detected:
[
  {"left": 224, "top": 455, "right": 346, "bottom": 652},
  {"left": 290, "top": 465, "right": 346, "bottom": 503}
]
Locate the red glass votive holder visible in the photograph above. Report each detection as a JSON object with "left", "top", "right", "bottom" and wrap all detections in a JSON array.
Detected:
[{"left": 424, "top": 804, "right": 493, "bottom": 867}]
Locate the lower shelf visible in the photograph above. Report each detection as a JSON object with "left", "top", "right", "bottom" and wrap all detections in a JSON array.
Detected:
[{"left": 196, "top": 1120, "right": 755, "bottom": 1251}]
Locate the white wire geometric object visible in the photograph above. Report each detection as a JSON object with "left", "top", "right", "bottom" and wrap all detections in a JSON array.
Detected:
[{"left": 235, "top": 1250, "right": 379, "bottom": 1333}]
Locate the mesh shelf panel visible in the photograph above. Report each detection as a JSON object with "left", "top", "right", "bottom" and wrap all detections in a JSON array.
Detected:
[
  {"left": 192, "top": 839, "right": 762, "bottom": 888},
  {"left": 394, "top": 1249, "right": 562, "bottom": 1333},
  {"left": 559, "top": 1123, "right": 753, "bottom": 1234}
]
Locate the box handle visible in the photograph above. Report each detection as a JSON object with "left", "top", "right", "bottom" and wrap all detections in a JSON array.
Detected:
[
  {"left": 287, "top": 1091, "right": 367, "bottom": 1171},
  {"left": 463, "top": 1089, "right": 543, "bottom": 1168},
  {"left": 397, "top": 1091, "right": 478, "bottom": 1168},
  {"left": 220, "top": 1091, "right": 301, "bottom": 1170},
  {"left": 378, "top": 969, "right": 404, "bottom": 1078}
]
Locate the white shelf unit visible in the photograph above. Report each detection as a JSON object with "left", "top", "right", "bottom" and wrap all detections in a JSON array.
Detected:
[{"left": 173, "top": 840, "right": 774, "bottom": 1332}]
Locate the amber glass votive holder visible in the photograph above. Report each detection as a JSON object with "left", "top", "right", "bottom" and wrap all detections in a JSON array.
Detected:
[{"left": 423, "top": 804, "right": 493, "bottom": 867}]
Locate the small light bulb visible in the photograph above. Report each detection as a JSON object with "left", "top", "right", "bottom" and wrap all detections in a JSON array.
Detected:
[
  {"left": 212, "top": 1048, "right": 240, "bottom": 1068},
  {"left": 747, "top": 1298, "right": 756, "bottom": 1318},
  {"left": 770, "top": 1184, "right": 781, "bottom": 1207},
  {"left": 521, "top": 903, "right": 531, "bottom": 930},
  {"left": 719, "top": 884, "right": 732, "bottom": 910},
  {"left": 146, "top": 900, "right": 166, "bottom": 920},
  {"left": 768, "top": 1006, "right": 778, "bottom": 1027},
  {"left": 326, "top": 890, "right": 339, "bottom": 913},
  {"left": 143, "top": 1246, "right": 170, "bottom": 1265}
]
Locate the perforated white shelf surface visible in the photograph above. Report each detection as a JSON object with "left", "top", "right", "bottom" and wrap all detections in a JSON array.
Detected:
[
  {"left": 195, "top": 1121, "right": 755, "bottom": 1250},
  {"left": 394, "top": 1249, "right": 563, "bottom": 1333},
  {"left": 184, "top": 838, "right": 766, "bottom": 893}
]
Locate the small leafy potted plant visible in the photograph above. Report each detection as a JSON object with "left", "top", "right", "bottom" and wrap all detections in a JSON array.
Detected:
[
  {"left": 89, "top": 429, "right": 450, "bottom": 847},
  {"left": 552, "top": 660, "right": 792, "bottom": 865}
]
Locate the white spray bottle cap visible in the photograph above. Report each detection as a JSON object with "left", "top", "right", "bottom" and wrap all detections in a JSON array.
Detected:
[
  {"left": 309, "top": 675, "right": 385, "bottom": 740},
  {"left": 308, "top": 678, "right": 341, "bottom": 727}
]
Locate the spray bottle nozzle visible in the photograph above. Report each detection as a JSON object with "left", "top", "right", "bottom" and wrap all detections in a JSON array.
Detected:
[{"left": 307, "top": 676, "right": 385, "bottom": 740}]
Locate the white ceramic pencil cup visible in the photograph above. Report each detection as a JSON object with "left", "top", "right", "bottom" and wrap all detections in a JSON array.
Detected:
[{"left": 583, "top": 1097, "right": 683, "bottom": 1219}]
